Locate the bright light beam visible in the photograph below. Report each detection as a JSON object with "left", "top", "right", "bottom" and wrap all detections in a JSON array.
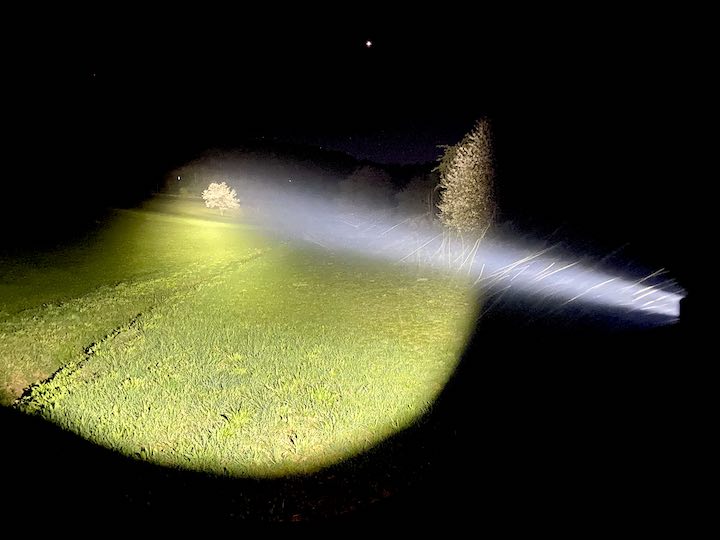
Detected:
[{"left": 232, "top": 181, "right": 684, "bottom": 321}]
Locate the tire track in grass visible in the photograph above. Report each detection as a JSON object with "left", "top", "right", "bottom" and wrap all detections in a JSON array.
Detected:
[
  {"left": 15, "top": 312, "right": 144, "bottom": 414},
  {"left": 2, "top": 247, "right": 271, "bottom": 405}
]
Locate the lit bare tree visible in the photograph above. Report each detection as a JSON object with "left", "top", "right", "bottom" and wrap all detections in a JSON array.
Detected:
[
  {"left": 437, "top": 119, "right": 495, "bottom": 233},
  {"left": 201, "top": 181, "right": 240, "bottom": 216}
]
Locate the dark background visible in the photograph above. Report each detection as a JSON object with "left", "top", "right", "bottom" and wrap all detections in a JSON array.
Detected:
[{"left": 1, "top": 8, "right": 712, "bottom": 528}]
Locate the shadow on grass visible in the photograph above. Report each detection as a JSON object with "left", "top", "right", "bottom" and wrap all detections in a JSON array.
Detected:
[{"left": 0, "top": 303, "right": 707, "bottom": 530}]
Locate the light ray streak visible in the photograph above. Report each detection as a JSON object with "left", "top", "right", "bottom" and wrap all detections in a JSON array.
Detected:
[
  {"left": 379, "top": 217, "right": 413, "bottom": 236},
  {"left": 639, "top": 295, "right": 669, "bottom": 308},
  {"left": 634, "top": 287, "right": 667, "bottom": 301},
  {"left": 487, "top": 246, "right": 556, "bottom": 277},
  {"left": 466, "top": 239, "right": 482, "bottom": 276},
  {"left": 510, "top": 265, "right": 531, "bottom": 283},
  {"left": 477, "top": 285, "right": 513, "bottom": 318},
  {"left": 532, "top": 262, "right": 556, "bottom": 280},
  {"left": 563, "top": 278, "right": 618, "bottom": 305},
  {"left": 533, "top": 261, "right": 580, "bottom": 282},
  {"left": 622, "top": 268, "right": 667, "bottom": 291},
  {"left": 472, "top": 264, "right": 486, "bottom": 287},
  {"left": 338, "top": 219, "right": 361, "bottom": 228},
  {"left": 398, "top": 234, "right": 443, "bottom": 263},
  {"left": 457, "top": 238, "right": 482, "bottom": 272},
  {"left": 232, "top": 181, "right": 683, "bottom": 320}
]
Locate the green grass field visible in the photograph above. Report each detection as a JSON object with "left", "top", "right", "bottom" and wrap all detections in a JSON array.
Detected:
[{"left": 1, "top": 196, "right": 477, "bottom": 477}]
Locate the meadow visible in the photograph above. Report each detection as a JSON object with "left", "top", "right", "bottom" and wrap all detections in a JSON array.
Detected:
[{"left": 1, "top": 196, "right": 477, "bottom": 477}]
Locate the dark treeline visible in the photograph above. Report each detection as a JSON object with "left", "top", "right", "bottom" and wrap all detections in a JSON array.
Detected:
[{"left": 162, "top": 143, "right": 436, "bottom": 217}]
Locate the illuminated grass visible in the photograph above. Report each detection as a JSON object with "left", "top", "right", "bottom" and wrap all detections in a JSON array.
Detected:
[
  {"left": 3, "top": 197, "right": 477, "bottom": 475},
  {"left": 1, "top": 203, "right": 267, "bottom": 403}
]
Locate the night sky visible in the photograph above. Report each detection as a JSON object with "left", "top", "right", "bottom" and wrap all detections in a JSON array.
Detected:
[{"left": 6, "top": 9, "right": 710, "bottom": 291}]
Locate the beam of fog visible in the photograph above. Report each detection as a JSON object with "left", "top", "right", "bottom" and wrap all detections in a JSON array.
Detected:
[{"left": 233, "top": 180, "right": 683, "bottom": 321}]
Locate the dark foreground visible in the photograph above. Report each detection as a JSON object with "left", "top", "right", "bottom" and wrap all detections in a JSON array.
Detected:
[{"left": 0, "top": 298, "right": 708, "bottom": 532}]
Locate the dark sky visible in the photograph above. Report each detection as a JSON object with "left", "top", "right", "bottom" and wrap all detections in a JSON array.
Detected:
[
  {"left": 54, "top": 19, "right": 495, "bottom": 163},
  {"left": 13, "top": 9, "right": 710, "bottom": 164}
]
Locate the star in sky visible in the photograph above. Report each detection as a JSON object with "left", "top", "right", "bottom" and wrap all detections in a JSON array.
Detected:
[{"left": 365, "top": 40, "right": 372, "bottom": 48}]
